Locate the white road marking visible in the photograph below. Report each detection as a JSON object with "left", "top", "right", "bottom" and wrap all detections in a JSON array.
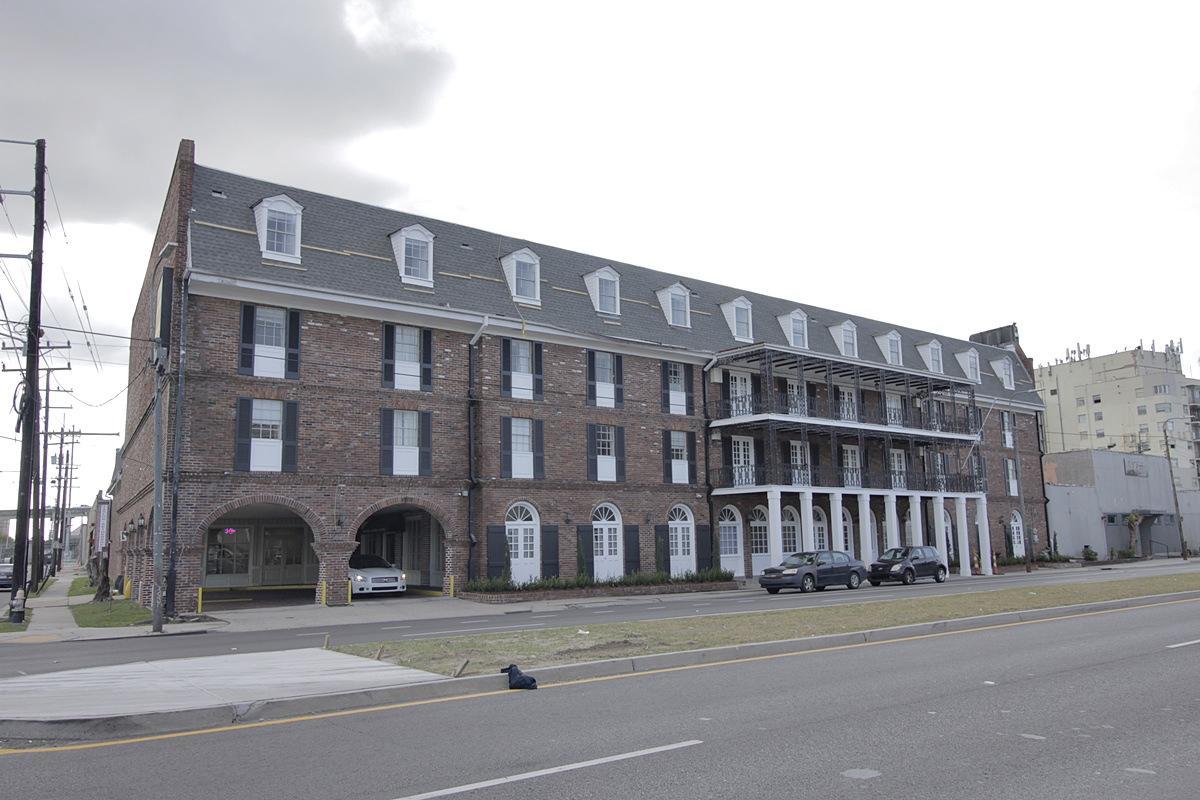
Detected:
[
  {"left": 390, "top": 740, "right": 703, "bottom": 800},
  {"left": 457, "top": 620, "right": 489, "bottom": 625},
  {"left": 593, "top": 610, "right": 617, "bottom": 614},
  {"left": 295, "top": 632, "right": 330, "bottom": 637},
  {"left": 1123, "top": 767, "right": 1157, "bottom": 775},
  {"left": 1166, "top": 638, "right": 1200, "bottom": 649},
  {"left": 530, "top": 613, "right": 559, "bottom": 618},
  {"left": 381, "top": 625, "right": 413, "bottom": 631},
  {"left": 400, "top": 623, "right": 546, "bottom": 638},
  {"left": 1019, "top": 734, "right": 1047, "bottom": 741},
  {"left": 841, "top": 768, "right": 881, "bottom": 780},
  {"left": 693, "top": 603, "right": 712, "bottom": 607},
  {"left": 984, "top": 681, "right": 997, "bottom": 685}
]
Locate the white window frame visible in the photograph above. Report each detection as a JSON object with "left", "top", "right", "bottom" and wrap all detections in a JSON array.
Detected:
[
  {"left": 731, "top": 435, "right": 755, "bottom": 486},
  {"left": 505, "top": 502, "right": 540, "bottom": 584},
  {"left": 1005, "top": 458, "right": 1019, "bottom": 497},
  {"left": 393, "top": 324, "right": 422, "bottom": 391},
  {"left": 510, "top": 417, "right": 534, "bottom": 480},
  {"left": 510, "top": 339, "right": 534, "bottom": 400},
  {"left": 392, "top": 409, "right": 420, "bottom": 476},
  {"left": 594, "top": 351, "right": 616, "bottom": 408},
  {"left": 657, "top": 282, "right": 692, "bottom": 328},
  {"left": 778, "top": 310, "right": 808, "bottom": 349},
  {"left": 500, "top": 247, "right": 542, "bottom": 306},
  {"left": 749, "top": 507, "right": 769, "bottom": 556},
  {"left": 250, "top": 399, "right": 284, "bottom": 472},
  {"left": 584, "top": 266, "right": 621, "bottom": 316},
  {"left": 721, "top": 296, "right": 754, "bottom": 343},
  {"left": 789, "top": 440, "right": 811, "bottom": 486},
  {"left": 828, "top": 320, "right": 858, "bottom": 358},
  {"left": 929, "top": 341, "right": 943, "bottom": 373},
  {"left": 888, "top": 333, "right": 902, "bottom": 366},
  {"left": 667, "top": 362, "right": 687, "bottom": 415},
  {"left": 252, "top": 306, "right": 286, "bottom": 379},
  {"left": 253, "top": 195, "right": 303, "bottom": 264},
  {"left": 390, "top": 224, "right": 435, "bottom": 288},
  {"left": 595, "top": 424, "right": 617, "bottom": 482},
  {"left": 669, "top": 430, "right": 689, "bottom": 484}
]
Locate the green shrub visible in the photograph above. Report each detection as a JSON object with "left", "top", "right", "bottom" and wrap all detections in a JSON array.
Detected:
[
  {"left": 464, "top": 566, "right": 734, "bottom": 593},
  {"left": 1082, "top": 545, "right": 1098, "bottom": 561},
  {"left": 1116, "top": 548, "right": 1136, "bottom": 559}
]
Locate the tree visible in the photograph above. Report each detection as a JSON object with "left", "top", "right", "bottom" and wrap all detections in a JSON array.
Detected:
[{"left": 1125, "top": 512, "right": 1143, "bottom": 556}]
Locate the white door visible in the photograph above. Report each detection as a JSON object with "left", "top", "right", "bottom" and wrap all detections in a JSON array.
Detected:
[
  {"left": 505, "top": 503, "right": 540, "bottom": 585},
  {"left": 732, "top": 436, "right": 755, "bottom": 486},
  {"left": 729, "top": 372, "right": 752, "bottom": 415},
  {"left": 890, "top": 449, "right": 907, "bottom": 489},
  {"left": 667, "top": 506, "right": 696, "bottom": 577},
  {"left": 718, "top": 506, "right": 744, "bottom": 577},
  {"left": 592, "top": 505, "right": 623, "bottom": 580},
  {"left": 789, "top": 441, "right": 811, "bottom": 486},
  {"left": 786, "top": 379, "right": 805, "bottom": 415},
  {"left": 782, "top": 508, "right": 800, "bottom": 554},
  {"left": 841, "top": 508, "right": 854, "bottom": 552},
  {"left": 1010, "top": 511, "right": 1026, "bottom": 558},
  {"left": 813, "top": 509, "right": 829, "bottom": 550},
  {"left": 749, "top": 507, "right": 771, "bottom": 574},
  {"left": 885, "top": 393, "right": 903, "bottom": 426},
  {"left": 842, "top": 445, "right": 861, "bottom": 488}
]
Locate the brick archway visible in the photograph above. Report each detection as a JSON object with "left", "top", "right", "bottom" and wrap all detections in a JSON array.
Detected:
[
  {"left": 348, "top": 494, "right": 457, "bottom": 538},
  {"left": 195, "top": 493, "right": 328, "bottom": 541}
]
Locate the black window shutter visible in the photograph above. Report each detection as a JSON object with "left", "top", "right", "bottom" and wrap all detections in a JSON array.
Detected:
[
  {"left": 811, "top": 442, "right": 821, "bottom": 468},
  {"left": 807, "top": 382, "right": 818, "bottom": 409},
  {"left": 379, "top": 409, "right": 394, "bottom": 475},
  {"left": 615, "top": 426, "right": 626, "bottom": 482},
  {"left": 532, "top": 343, "right": 544, "bottom": 399},
  {"left": 238, "top": 304, "right": 255, "bottom": 375},
  {"left": 586, "top": 423, "right": 597, "bottom": 481},
  {"left": 577, "top": 525, "right": 595, "bottom": 579},
  {"left": 861, "top": 447, "right": 870, "bottom": 472},
  {"left": 586, "top": 350, "right": 597, "bottom": 406},
  {"left": 654, "top": 525, "right": 670, "bottom": 573},
  {"left": 751, "top": 374, "right": 762, "bottom": 405},
  {"left": 660, "top": 362, "right": 670, "bottom": 412},
  {"left": 613, "top": 355, "right": 624, "bottom": 408},
  {"left": 532, "top": 419, "right": 545, "bottom": 479},
  {"left": 382, "top": 323, "right": 395, "bottom": 388},
  {"left": 234, "top": 397, "right": 252, "bottom": 470},
  {"left": 753, "top": 438, "right": 764, "bottom": 474},
  {"left": 540, "top": 525, "right": 559, "bottom": 578},
  {"left": 418, "top": 411, "right": 432, "bottom": 476},
  {"left": 623, "top": 524, "right": 640, "bottom": 575},
  {"left": 420, "top": 328, "right": 433, "bottom": 391},
  {"left": 695, "top": 524, "right": 712, "bottom": 571},
  {"left": 662, "top": 430, "right": 672, "bottom": 484},
  {"left": 722, "top": 436, "right": 733, "bottom": 470},
  {"left": 501, "top": 338, "right": 512, "bottom": 397},
  {"left": 684, "top": 364, "right": 694, "bottom": 415},
  {"left": 500, "top": 416, "right": 512, "bottom": 479},
  {"left": 486, "top": 525, "right": 508, "bottom": 579},
  {"left": 721, "top": 372, "right": 731, "bottom": 405},
  {"left": 285, "top": 310, "right": 300, "bottom": 379},
  {"left": 686, "top": 432, "right": 696, "bottom": 485},
  {"left": 282, "top": 400, "right": 299, "bottom": 473}
]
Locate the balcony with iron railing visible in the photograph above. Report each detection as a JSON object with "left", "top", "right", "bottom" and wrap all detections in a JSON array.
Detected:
[
  {"left": 709, "top": 464, "right": 985, "bottom": 494},
  {"left": 710, "top": 391, "right": 981, "bottom": 436}
]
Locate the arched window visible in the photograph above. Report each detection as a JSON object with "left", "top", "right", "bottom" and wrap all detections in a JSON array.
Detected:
[
  {"left": 592, "top": 504, "right": 620, "bottom": 523},
  {"left": 1009, "top": 510, "right": 1025, "bottom": 558},
  {"left": 841, "top": 507, "right": 855, "bottom": 551},
  {"left": 813, "top": 507, "right": 829, "bottom": 550},
  {"left": 591, "top": 503, "right": 623, "bottom": 579},
  {"left": 781, "top": 506, "right": 800, "bottom": 553},
  {"left": 668, "top": 505, "right": 692, "bottom": 523},
  {"left": 718, "top": 506, "right": 742, "bottom": 558},
  {"left": 506, "top": 502, "right": 536, "bottom": 523},
  {"left": 504, "top": 502, "right": 539, "bottom": 583},
  {"left": 667, "top": 505, "right": 694, "bottom": 568},
  {"left": 748, "top": 506, "right": 769, "bottom": 557}
]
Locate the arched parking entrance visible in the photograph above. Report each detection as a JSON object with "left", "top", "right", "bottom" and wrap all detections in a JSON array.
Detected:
[
  {"left": 198, "top": 497, "right": 323, "bottom": 591},
  {"left": 355, "top": 502, "right": 448, "bottom": 591}
]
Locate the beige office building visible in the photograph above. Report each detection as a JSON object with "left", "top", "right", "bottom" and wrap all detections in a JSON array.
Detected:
[{"left": 1035, "top": 344, "right": 1200, "bottom": 491}]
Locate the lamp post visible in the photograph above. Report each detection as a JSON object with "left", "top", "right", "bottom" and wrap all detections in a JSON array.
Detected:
[{"left": 1162, "top": 418, "right": 1190, "bottom": 560}]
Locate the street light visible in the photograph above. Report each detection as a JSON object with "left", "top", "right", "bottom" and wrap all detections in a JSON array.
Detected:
[{"left": 1161, "top": 417, "right": 1190, "bottom": 561}]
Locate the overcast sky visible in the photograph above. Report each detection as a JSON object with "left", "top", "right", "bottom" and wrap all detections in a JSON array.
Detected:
[{"left": 2, "top": 0, "right": 1198, "bottom": 532}]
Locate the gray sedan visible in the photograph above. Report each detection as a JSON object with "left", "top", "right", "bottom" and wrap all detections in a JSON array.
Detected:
[{"left": 759, "top": 550, "right": 868, "bottom": 594}]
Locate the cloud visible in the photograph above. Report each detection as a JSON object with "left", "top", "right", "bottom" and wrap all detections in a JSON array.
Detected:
[{"left": 1, "top": 0, "right": 453, "bottom": 226}]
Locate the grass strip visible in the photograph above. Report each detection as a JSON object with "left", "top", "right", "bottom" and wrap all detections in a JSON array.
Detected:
[
  {"left": 337, "top": 572, "right": 1200, "bottom": 677},
  {"left": 0, "top": 609, "right": 32, "bottom": 633},
  {"left": 70, "top": 599, "right": 151, "bottom": 628},
  {"left": 67, "top": 577, "right": 94, "bottom": 597}
]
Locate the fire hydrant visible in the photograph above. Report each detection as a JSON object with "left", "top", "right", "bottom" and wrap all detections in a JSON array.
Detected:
[{"left": 8, "top": 588, "right": 25, "bottom": 624}]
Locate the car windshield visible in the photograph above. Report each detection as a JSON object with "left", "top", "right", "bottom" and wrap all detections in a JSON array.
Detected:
[
  {"left": 349, "top": 553, "right": 392, "bottom": 569},
  {"left": 881, "top": 548, "right": 910, "bottom": 560},
  {"left": 782, "top": 552, "right": 818, "bottom": 567}
]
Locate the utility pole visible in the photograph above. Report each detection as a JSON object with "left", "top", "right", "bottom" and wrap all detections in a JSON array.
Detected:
[
  {"left": 48, "top": 428, "right": 65, "bottom": 590},
  {"left": 5, "top": 138, "right": 44, "bottom": 624},
  {"left": 152, "top": 341, "right": 167, "bottom": 632},
  {"left": 1163, "top": 419, "right": 1189, "bottom": 560}
]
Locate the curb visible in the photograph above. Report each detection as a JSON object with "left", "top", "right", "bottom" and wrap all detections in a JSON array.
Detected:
[{"left": 4, "top": 589, "right": 1199, "bottom": 744}]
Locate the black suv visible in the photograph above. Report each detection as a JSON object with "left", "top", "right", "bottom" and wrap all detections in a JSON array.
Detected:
[{"left": 868, "top": 546, "right": 947, "bottom": 586}]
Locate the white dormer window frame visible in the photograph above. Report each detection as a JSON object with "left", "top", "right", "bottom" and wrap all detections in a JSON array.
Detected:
[
  {"left": 500, "top": 247, "right": 542, "bottom": 307},
  {"left": 390, "top": 223, "right": 435, "bottom": 288},
  {"left": 955, "top": 348, "right": 982, "bottom": 383},
  {"left": 720, "top": 296, "right": 753, "bottom": 343},
  {"left": 253, "top": 194, "right": 303, "bottom": 264},
  {"left": 829, "top": 320, "right": 858, "bottom": 358},
  {"left": 916, "top": 338, "right": 944, "bottom": 373},
  {"left": 875, "top": 330, "right": 903, "bottom": 366},
  {"left": 777, "top": 310, "right": 808, "bottom": 349},
  {"left": 584, "top": 266, "right": 621, "bottom": 316},
  {"left": 656, "top": 282, "right": 691, "bottom": 328},
  {"left": 990, "top": 357, "right": 1015, "bottom": 390}
]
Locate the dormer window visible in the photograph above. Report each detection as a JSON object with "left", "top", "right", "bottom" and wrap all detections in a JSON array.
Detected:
[
  {"left": 500, "top": 248, "right": 542, "bottom": 306},
  {"left": 929, "top": 341, "right": 943, "bottom": 373},
  {"left": 887, "top": 332, "right": 901, "bottom": 365},
  {"left": 830, "top": 320, "right": 858, "bottom": 358},
  {"left": 779, "top": 310, "right": 807, "bottom": 349},
  {"left": 657, "top": 283, "right": 691, "bottom": 327},
  {"left": 584, "top": 266, "right": 620, "bottom": 316},
  {"left": 997, "top": 359, "right": 1014, "bottom": 389},
  {"left": 390, "top": 224, "right": 435, "bottom": 288},
  {"left": 252, "top": 194, "right": 303, "bottom": 264},
  {"left": 720, "top": 296, "right": 753, "bottom": 342},
  {"left": 968, "top": 351, "right": 980, "bottom": 381}
]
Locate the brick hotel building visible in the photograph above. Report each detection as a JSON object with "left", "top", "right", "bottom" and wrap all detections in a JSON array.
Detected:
[{"left": 110, "top": 141, "right": 1047, "bottom": 610}]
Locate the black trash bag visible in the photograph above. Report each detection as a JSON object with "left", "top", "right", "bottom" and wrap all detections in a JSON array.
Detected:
[{"left": 501, "top": 664, "right": 538, "bottom": 690}]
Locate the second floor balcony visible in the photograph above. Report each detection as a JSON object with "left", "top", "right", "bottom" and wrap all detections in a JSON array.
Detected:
[
  {"left": 711, "top": 389, "right": 980, "bottom": 436},
  {"left": 710, "top": 463, "right": 985, "bottom": 494}
]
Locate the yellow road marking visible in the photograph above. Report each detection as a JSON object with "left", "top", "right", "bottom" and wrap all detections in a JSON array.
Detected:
[{"left": 2, "top": 595, "right": 1196, "bottom": 757}]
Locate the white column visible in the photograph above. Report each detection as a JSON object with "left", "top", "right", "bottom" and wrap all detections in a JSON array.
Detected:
[
  {"left": 955, "top": 496, "right": 971, "bottom": 577},
  {"left": 932, "top": 495, "right": 948, "bottom": 567},
  {"left": 910, "top": 494, "right": 924, "bottom": 546},
  {"left": 767, "top": 488, "right": 783, "bottom": 567},
  {"left": 800, "top": 491, "right": 816, "bottom": 551},
  {"left": 977, "top": 496, "right": 993, "bottom": 575},
  {"left": 857, "top": 492, "right": 874, "bottom": 564},
  {"left": 830, "top": 492, "right": 844, "bottom": 551},
  {"left": 884, "top": 493, "right": 900, "bottom": 549}
]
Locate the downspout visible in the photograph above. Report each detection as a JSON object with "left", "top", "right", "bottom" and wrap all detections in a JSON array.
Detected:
[
  {"left": 702, "top": 363, "right": 716, "bottom": 572},
  {"left": 166, "top": 273, "right": 189, "bottom": 617},
  {"left": 466, "top": 316, "right": 490, "bottom": 582},
  {"left": 1034, "top": 410, "right": 1051, "bottom": 553}
]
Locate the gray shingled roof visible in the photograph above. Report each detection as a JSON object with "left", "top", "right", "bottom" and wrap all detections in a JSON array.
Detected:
[{"left": 188, "top": 164, "right": 1041, "bottom": 407}]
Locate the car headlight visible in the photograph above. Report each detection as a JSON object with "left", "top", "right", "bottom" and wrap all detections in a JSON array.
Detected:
[
  {"left": 401, "top": 573, "right": 406, "bottom": 580},
  {"left": 781, "top": 568, "right": 798, "bottom": 575},
  {"left": 354, "top": 574, "right": 365, "bottom": 582},
  {"left": 890, "top": 563, "right": 903, "bottom": 572}
]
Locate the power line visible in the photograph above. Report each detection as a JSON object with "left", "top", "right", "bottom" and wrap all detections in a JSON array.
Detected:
[
  {"left": 0, "top": 185, "right": 18, "bottom": 238},
  {"left": 44, "top": 168, "right": 68, "bottom": 244},
  {"left": 51, "top": 364, "right": 146, "bottom": 408},
  {"left": 0, "top": 317, "right": 151, "bottom": 342}
]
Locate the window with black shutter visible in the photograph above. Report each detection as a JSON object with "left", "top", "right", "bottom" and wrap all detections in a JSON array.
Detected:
[
  {"left": 614, "top": 426, "right": 626, "bottom": 482},
  {"left": 486, "top": 525, "right": 508, "bottom": 579},
  {"left": 586, "top": 423, "right": 597, "bottom": 481},
  {"left": 420, "top": 329, "right": 433, "bottom": 391},
  {"left": 540, "top": 525, "right": 559, "bottom": 578},
  {"left": 238, "top": 305, "right": 256, "bottom": 375},
  {"left": 282, "top": 401, "right": 299, "bottom": 473},
  {"left": 686, "top": 431, "right": 696, "bottom": 485},
  {"left": 695, "top": 524, "right": 712, "bottom": 571},
  {"left": 623, "top": 524, "right": 640, "bottom": 575},
  {"left": 613, "top": 354, "right": 624, "bottom": 408},
  {"left": 577, "top": 525, "right": 595, "bottom": 578},
  {"left": 501, "top": 338, "right": 512, "bottom": 397},
  {"left": 532, "top": 419, "right": 545, "bottom": 479},
  {"left": 500, "top": 416, "right": 513, "bottom": 479},
  {"left": 532, "top": 342, "right": 544, "bottom": 399},
  {"left": 234, "top": 397, "right": 252, "bottom": 470},
  {"left": 379, "top": 408, "right": 394, "bottom": 475},
  {"left": 285, "top": 310, "right": 300, "bottom": 379},
  {"left": 418, "top": 411, "right": 432, "bottom": 476}
]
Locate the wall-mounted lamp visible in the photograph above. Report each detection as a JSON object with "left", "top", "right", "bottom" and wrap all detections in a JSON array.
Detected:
[{"left": 137, "top": 513, "right": 146, "bottom": 532}]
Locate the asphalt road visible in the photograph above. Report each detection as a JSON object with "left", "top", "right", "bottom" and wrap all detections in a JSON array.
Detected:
[
  {"left": 3, "top": 592, "right": 1199, "bottom": 799},
  {"left": 2, "top": 559, "right": 1198, "bottom": 679}
]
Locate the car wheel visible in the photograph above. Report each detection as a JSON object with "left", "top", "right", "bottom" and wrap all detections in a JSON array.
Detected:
[
  {"left": 766, "top": 587, "right": 780, "bottom": 594},
  {"left": 800, "top": 574, "right": 816, "bottom": 593},
  {"left": 868, "top": 579, "right": 881, "bottom": 587},
  {"left": 934, "top": 566, "right": 947, "bottom": 583},
  {"left": 901, "top": 569, "right": 916, "bottom": 585},
  {"left": 847, "top": 572, "right": 861, "bottom": 590}
]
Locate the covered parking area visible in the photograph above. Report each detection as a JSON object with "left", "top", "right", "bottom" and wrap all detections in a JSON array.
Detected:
[{"left": 355, "top": 503, "right": 447, "bottom": 592}]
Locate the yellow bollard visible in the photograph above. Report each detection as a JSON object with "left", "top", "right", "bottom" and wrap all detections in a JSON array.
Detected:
[
  {"left": 448, "top": 575, "right": 455, "bottom": 598},
  {"left": 124, "top": 579, "right": 132, "bottom": 600},
  {"left": 347, "top": 579, "right": 352, "bottom": 605},
  {"left": 197, "top": 587, "right": 203, "bottom": 614},
  {"left": 320, "top": 580, "right": 327, "bottom": 606}
]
